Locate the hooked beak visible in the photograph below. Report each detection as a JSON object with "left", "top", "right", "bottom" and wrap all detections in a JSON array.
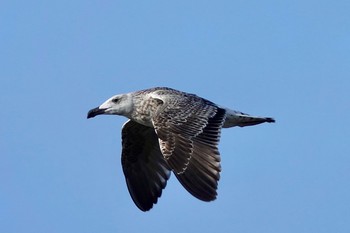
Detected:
[{"left": 87, "top": 107, "right": 107, "bottom": 119}]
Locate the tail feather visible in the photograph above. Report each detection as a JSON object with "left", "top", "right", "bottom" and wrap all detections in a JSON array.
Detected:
[{"left": 223, "top": 108, "right": 275, "bottom": 128}]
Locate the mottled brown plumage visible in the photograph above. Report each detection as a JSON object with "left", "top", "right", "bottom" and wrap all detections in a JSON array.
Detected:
[{"left": 87, "top": 87, "right": 275, "bottom": 211}]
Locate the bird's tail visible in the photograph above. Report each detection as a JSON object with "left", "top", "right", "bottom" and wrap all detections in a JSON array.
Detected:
[{"left": 222, "top": 108, "right": 275, "bottom": 128}]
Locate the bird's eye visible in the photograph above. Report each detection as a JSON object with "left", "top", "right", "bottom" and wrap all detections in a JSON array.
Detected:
[{"left": 112, "top": 98, "right": 120, "bottom": 103}]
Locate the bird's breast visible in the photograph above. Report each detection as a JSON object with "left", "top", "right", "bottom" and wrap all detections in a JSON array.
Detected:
[{"left": 130, "top": 97, "right": 163, "bottom": 128}]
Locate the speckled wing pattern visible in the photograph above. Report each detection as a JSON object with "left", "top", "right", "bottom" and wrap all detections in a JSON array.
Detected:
[
  {"left": 121, "top": 120, "right": 171, "bottom": 211},
  {"left": 151, "top": 89, "right": 226, "bottom": 202}
]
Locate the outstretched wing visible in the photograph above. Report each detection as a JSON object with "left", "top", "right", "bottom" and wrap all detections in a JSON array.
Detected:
[
  {"left": 151, "top": 92, "right": 226, "bottom": 202},
  {"left": 121, "top": 120, "right": 171, "bottom": 211}
]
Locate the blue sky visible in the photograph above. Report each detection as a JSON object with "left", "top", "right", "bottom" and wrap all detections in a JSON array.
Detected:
[{"left": 1, "top": 0, "right": 349, "bottom": 232}]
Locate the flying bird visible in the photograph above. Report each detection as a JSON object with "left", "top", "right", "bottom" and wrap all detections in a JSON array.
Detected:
[{"left": 87, "top": 87, "right": 275, "bottom": 211}]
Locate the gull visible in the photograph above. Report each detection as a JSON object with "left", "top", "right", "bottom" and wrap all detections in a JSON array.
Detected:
[{"left": 87, "top": 87, "right": 275, "bottom": 211}]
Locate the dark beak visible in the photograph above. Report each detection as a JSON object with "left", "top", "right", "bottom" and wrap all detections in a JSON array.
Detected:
[{"left": 87, "top": 107, "right": 107, "bottom": 119}]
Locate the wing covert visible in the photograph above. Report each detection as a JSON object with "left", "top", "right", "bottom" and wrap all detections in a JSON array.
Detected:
[{"left": 151, "top": 92, "right": 226, "bottom": 201}]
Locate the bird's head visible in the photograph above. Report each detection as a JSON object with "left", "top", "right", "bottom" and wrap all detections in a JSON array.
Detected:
[{"left": 87, "top": 93, "right": 133, "bottom": 119}]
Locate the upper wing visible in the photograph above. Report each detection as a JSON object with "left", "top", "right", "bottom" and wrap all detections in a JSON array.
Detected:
[
  {"left": 121, "top": 120, "right": 171, "bottom": 211},
  {"left": 151, "top": 93, "right": 226, "bottom": 201}
]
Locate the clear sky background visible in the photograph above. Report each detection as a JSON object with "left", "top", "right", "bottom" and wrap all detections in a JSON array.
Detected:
[{"left": 1, "top": 1, "right": 349, "bottom": 233}]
